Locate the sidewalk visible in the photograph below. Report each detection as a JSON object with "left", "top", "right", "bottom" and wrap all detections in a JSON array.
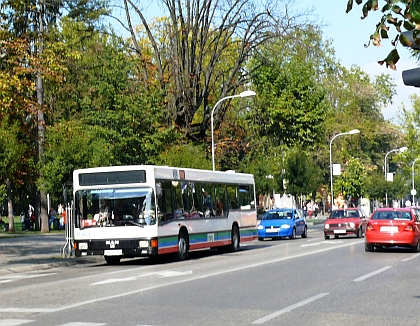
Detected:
[{"left": 0, "top": 231, "right": 92, "bottom": 275}]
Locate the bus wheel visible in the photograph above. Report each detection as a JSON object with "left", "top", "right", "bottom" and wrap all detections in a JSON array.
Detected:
[
  {"left": 176, "top": 230, "right": 189, "bottom": 260},
  {"left": 105, "top": 256, "right": 121, "bottom": 265},
  {"left": 229, "top": 225, "right": 240, "bottom": 252}
]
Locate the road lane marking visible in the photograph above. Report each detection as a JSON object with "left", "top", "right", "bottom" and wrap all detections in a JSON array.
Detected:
[
  {"left": 57, "top": 323, "right": 106, "bottom": 326},
  {"left": 401, "top": 253, "right": 420, "bottom": 262},
  {"left": 353, "top": 266, "right": 392, "bottom": 282},
  {"left": 301, "top": 241, "right": 343, "bottom": 247},
  {"left": 0, "top": 320, "right": 34, "bottom": 326},
  {"left": 0, "top": 240, "right": 362, "bottom": 313},
  {"left": 0, "top": 273, "right": 57, "bottom": 284},
  {"left": 90, "top": 270, "right": 193, "bottom": 285},
  {"left": 251, "top": 293, "right": 329, "bottom": 324}
]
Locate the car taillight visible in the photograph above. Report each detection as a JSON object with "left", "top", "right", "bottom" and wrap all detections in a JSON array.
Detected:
[
  {"left": 404, "top": 225, "right": 414, "bottom": 232},
  {"left": 366, "top": 224, "right": 375, "bottom": 232}
]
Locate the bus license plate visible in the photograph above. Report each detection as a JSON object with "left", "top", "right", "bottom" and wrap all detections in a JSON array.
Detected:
[{"left": 104, "top": 249, "right": 122, "bottom": 256}]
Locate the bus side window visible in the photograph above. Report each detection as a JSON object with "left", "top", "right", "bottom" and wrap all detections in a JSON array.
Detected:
[
  {"left": 214, "top": 184, "right": 227, "bottom": 217},
  {"left": 227, "top": 185, "right": 238, "bottom": 209},
  {"left": 157, "top": 181, "right": 173, "bottom": 222},
  {"left": 239, "top": 185, "right": 251, "bottom": 209},
  {"left": 172, "top": 181, "right": 184, "bottom": 219},
  {"left": 202, "top": 183, "right": 215, "bottom": 217}
]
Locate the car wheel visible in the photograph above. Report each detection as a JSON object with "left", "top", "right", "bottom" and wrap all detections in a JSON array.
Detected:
[
  {"left": 334, "top": 235, "right": 339, "bottom": 239},
  {"left": 356, "top": 227, "right": 362, "bottom": 238},
  {"left": 258, "top": 237, "right": 263, "bottom": 241},
  {"left": 412, "top": 240, "right": 420, "bottom": 253},
  {"left": 324, "top": 233, "right": 330, "bottom": 240},
  {"left": 291, "top": 228, "right": 296, "bottom": 239},
  {"left": 365, "top": 243, "right": 374, "bottom": 252},
  {"left": 301, "top": 226, "right": 307, "bottom": 238}
]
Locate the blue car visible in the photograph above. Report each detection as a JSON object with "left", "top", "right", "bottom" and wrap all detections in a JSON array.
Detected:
[{"left": 257, "top": 208, "right": 307, "bottom": 240}]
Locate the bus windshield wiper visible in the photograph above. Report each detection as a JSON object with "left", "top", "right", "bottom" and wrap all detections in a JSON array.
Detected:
[{"left": 126, "top": 220, "right": 144, "bottom": 228}]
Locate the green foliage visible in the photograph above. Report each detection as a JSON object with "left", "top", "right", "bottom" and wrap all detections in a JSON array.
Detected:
[
  {"left": 345, "top": 0, "right": 420, "bottom": 69},
  {"left": 154, "top": 143, "right": 211, "bottom": 170},
  {"left": 281, "top": 147, "right": 322, "bottom": 199},
  {"left": 334, "top": 158, "right": 367, "bottom": 199},
  {"left": 250, "top": 29, "right": 329, "bottom": 149}
]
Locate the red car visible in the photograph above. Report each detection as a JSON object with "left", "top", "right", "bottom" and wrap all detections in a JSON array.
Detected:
[
  {"left": 323, "top": 208, "right": 368, "bottom": 240},
  {"left": 365, "top": 207, "right": 420, "bottom": 252}
]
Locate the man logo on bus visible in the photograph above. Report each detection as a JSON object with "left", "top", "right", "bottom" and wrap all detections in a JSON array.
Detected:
[{"left": 106, "top": 240, "right": 119, "bottom": 248}]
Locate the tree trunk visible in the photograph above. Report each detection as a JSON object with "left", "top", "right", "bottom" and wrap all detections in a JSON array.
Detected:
[
  {"left": 37, "top": 0, "right": 49, "bottom": 232},
  {"left": 6, "top": 178, "right": 14, "bottom": 232}
]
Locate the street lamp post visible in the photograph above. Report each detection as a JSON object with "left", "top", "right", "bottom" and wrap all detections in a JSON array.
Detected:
[
  {"left": 329, "top": 129, "right": 360, "bottom": 211},
  {"left": 412, "top": 158, "right": 420, "bottom": 205},
  {"left": 384, "top": 146, "right": 408, "bottom": 207},
  {"left": 211, "top": 90, "right": 256, "bottom": 171}
]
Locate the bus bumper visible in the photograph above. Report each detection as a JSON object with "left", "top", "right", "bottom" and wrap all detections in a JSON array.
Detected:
[{"left": 74, "top": 238, "right": 159, "bottom": 257}]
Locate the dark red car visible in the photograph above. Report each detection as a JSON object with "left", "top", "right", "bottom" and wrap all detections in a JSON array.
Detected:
[
  {"left": 323, "top": 208, "right": 368, "bottom": 240},
  {"left": 365, "top": 207, "right": 420, "bottom": 252}
]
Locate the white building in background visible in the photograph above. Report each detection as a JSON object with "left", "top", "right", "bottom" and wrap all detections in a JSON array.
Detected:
[{"left": 274, "top": 194, "right": 296, "bottom": 208}]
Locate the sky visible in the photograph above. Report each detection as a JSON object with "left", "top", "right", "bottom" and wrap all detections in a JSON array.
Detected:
[
  {"left": 117, "top": 1, "right": 420, "bottom": 122},
  {"left": 297, "top": 1, "right": 420, "bottom": 122}
]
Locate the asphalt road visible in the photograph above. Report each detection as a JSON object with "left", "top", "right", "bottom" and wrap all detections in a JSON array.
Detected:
[{"left": 1, "top": 222, "right": 419, "bottom": 326}]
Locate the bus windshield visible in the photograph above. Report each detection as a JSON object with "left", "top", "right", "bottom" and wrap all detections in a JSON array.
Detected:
[{"left": 75, "top": 187, "right": 156, "bottom": 228}]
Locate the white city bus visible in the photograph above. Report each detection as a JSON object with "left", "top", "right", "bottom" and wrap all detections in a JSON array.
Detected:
[{"left": 72, "top": 165, "right": 257, "bottom": 264}]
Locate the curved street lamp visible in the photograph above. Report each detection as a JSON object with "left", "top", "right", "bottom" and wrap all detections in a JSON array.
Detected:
[
  {"left": 384, "top": 146, "right": 408, "bottom": 206},
  {"left": 211, "top": 90, "right": 256, "bottom": 171},
  {"left": 412, "top": 158, "right": 420, "bottom": 205},
  {"left": 329, "top": 129, "right": 360, "bottom": 210}
]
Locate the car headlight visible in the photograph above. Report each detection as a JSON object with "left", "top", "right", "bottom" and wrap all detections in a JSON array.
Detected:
[
  {"left": 257, "top": 225, "right": 264, "bottom": 230},
  {"left": 350, "top": 222, "right": 355, "bottom": 228},
  {"left": 281, "top": 224, "right": 291, "bottom": 229},
  {"left": 324, "top": 224, "right": 329, "bottom": 229}
]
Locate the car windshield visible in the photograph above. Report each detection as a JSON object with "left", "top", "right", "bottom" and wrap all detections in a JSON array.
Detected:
[
  {"left": 372, "top": 211, "right": 411, "bottom": 220},
  {"left": 263, "top": 211, "right": 293, "bottom": 220},
  {"left": 329, "top": 210, "right": 359, "bottom": 219}
]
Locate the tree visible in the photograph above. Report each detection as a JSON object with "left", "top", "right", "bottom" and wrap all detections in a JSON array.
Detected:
[
  {"left": 121, "top": 0, "right": 311, "bottom": 140},
  {"left": 249, "top": 28, "right": 329, "bottom": 149},
  {"left": 345, "top": 0, "right": 420, "bottom": 69},
  {"left": 334, "top": 158, "right": 367, "bottom": 201}
]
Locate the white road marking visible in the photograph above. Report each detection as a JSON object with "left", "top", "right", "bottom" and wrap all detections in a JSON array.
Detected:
[
  {"left": 0, "top": 273, "right": 57, "bottom": 284},
  {"left": 91, "top": 276, "right": 137, "bottom": 285},
  {"left": 251, "top": 293, "right": 329, "bottom": 324},
  {"left": 90, "top": 270, "right": 192, "bottom": 285},
  {"left": 0, "top": 319, "right": 34, "bottom": 326},
  {"left": 301, "top": 240, "right": 344, "bottom": 247},
  {"left": 57, "top": 323, "right": 106, "bottom": 326},
  {"left": 353, "top": 266, "right": 392, "bottom": 282},
  {"left": 0, "top": 240, "right": 365, "bottom": 313},
  {"left": 156, "top": 270, "right": 192, "bottom": 278},
  {"left": 401, "top": 253, "right": 420, "bottom": 262}
]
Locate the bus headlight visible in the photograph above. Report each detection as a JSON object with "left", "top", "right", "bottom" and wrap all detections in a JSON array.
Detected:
[
  {"left": 139, "top": 240, "right": 148, "bottom": 248},
  {"left": 79, "top": 242, "right": 88, "bottom": 250}
]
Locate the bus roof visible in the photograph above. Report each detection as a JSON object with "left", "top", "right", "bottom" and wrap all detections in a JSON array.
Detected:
[{"left": 73, "top": 165, "right": 254, "bottom": 185}]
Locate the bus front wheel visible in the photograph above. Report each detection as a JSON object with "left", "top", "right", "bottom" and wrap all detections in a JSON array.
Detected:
[
  {"left": 229, "top": 225, "right": 240, "bottom": 252},
  {"left": 176, "top": 230, "right": 189, "bottom": 260}
]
